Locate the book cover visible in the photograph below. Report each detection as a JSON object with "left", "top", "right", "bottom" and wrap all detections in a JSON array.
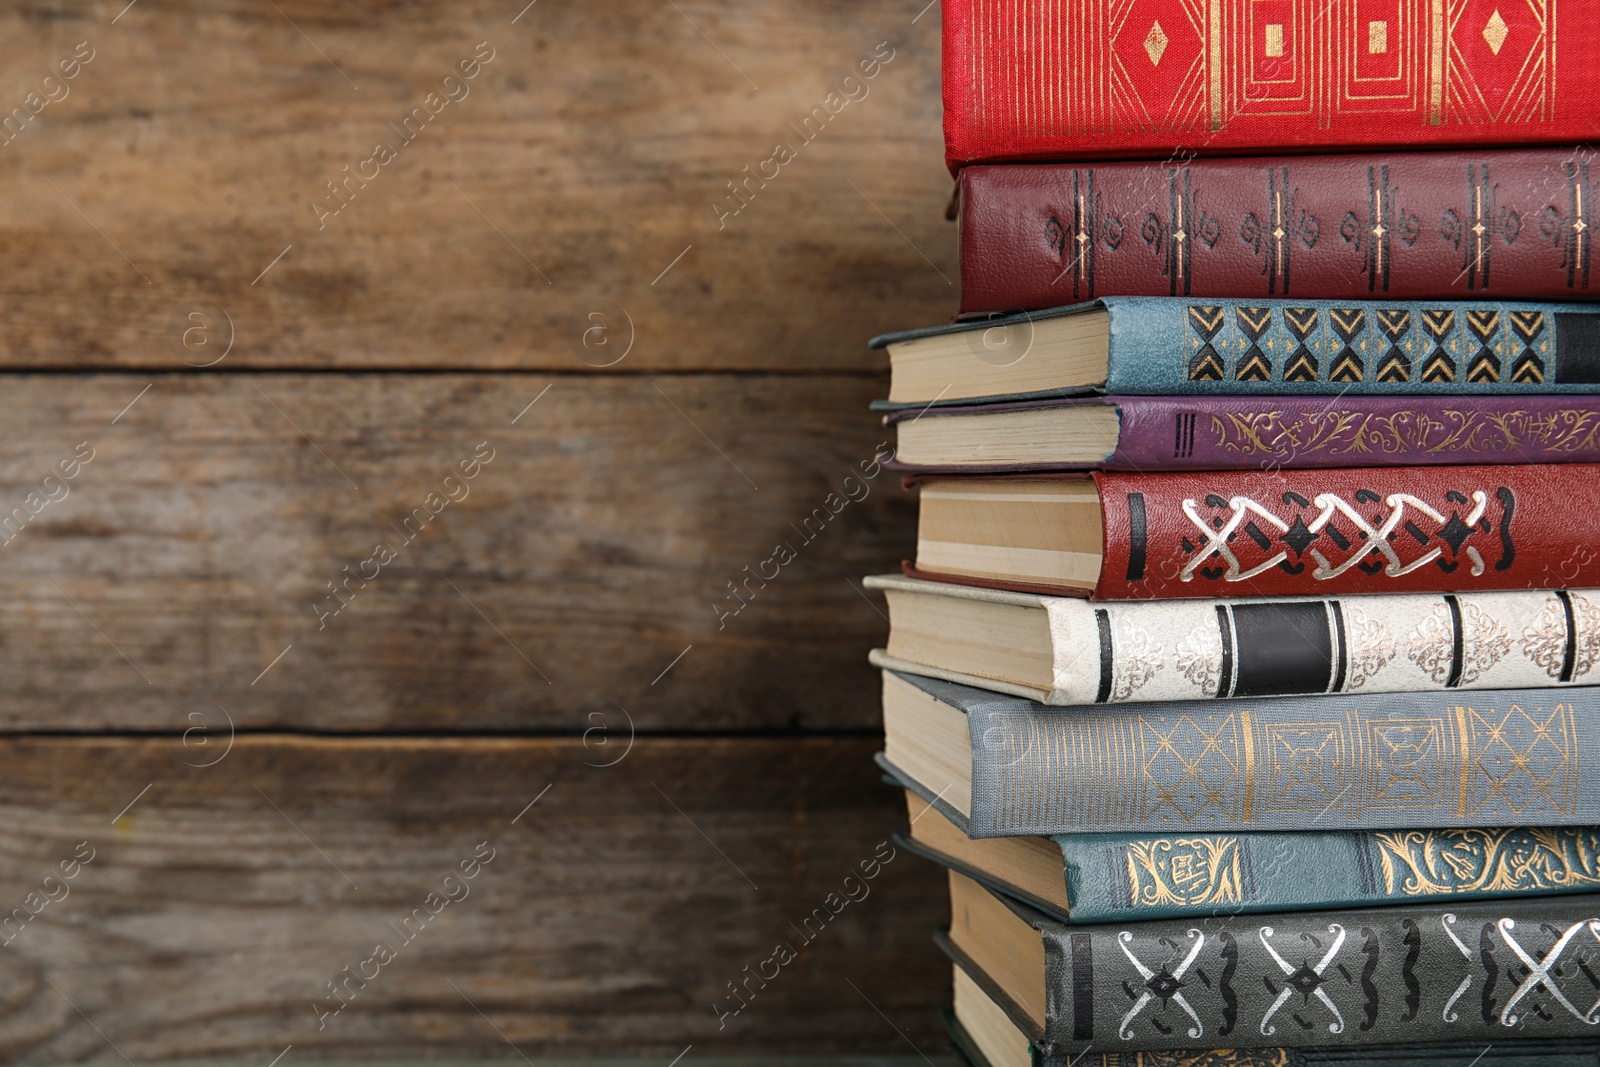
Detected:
[
  {"left": 883, "top": 671, "right": 1600, "bottom": 837},
  {"left": 870, "top": 299, "right": 1600, "bottom": 406},
  {"left": 901, "top": 818, "right": 1600, "bottom": 924},
  {"left": 1086, "top": 464, "right": 1600, "bottom": 600},
  {"left": 866, "top": 574, "right": 1600, "bottom": 705},
  {"left": 885, "top": 395, "right": 1600, "bottom": 473},
  {"left": 1066, "top": 826, "right": 1600, "bottom": 924},
  {"left": 944, "top": 885, "right": 1600, "bottom": 1056},
  {"left": 943, "top": 0, "right": 1600, "bottom": 170},
  {"left": 958, "top": 151, "right": 1600, "bottom": 312},
  {"left": 941, "top": 1003, "right": 1600, "bottom": 1067}
]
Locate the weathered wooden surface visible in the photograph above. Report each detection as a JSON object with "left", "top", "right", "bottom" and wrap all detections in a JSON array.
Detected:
[
  {"left": 0, "top": 736, "right": 947, "bottom": 1060},
  {"left": 0, "top": 0, "right": 953, "bottom": 371},
  {"left": 0, "top": 372, "right": 910, "bottom": 733},
  {"left": 0, "top": 0, "right": 954, "bottom": 1056}
]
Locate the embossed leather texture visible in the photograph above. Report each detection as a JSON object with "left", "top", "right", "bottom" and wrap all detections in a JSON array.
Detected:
[
  {"left": 884, "top": 395, "right": 1600, "bottom": 473},
  {"left": 1091, "top": 464, "right": 1600, "bottom": 599},
  {"left": 942, "top": 1002, "right": 1600, "bottom": 1067},
  {"left": 1059, "top": 827, "right": 1600, "bottom": 924},
  {"left": 1006, "top": 889, "right": 1600, "bottom": 1055},
  {"left": 958, "top": 152, "right": 1600, "bottom": 313},
  {"left": 888, "top": 672, "right": 1600, "bottom": 837},
  {"left": 870, "top": 299, "right": 1600, "bottom": 407},
  {"left": 868, "top": 574, "right": 1600, "bottom": 705},
  {"left": 943, "top": 0, "right": 1600, "bottom": 170},
  {"left": 901, "top": 815, "right": 1600, "bottom": 924}
]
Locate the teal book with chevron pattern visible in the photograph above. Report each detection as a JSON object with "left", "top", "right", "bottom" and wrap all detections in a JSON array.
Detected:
[{"left": 871, "top": 298, "right": 1600, "bottom": 408}]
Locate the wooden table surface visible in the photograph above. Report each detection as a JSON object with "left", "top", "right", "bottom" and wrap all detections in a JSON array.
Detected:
[{"left": 0, "top": 1, "right": 957, "bottom": 1059}]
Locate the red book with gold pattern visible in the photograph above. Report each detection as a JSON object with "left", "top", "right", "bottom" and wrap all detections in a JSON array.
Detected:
[{"left": 943, "top": 0, "right": 1600, "bottom": 171}]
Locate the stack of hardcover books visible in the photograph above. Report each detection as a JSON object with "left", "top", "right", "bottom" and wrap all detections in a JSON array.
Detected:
[{"left": 867, "top": 2, "right": 1600, "bottom": 1065}]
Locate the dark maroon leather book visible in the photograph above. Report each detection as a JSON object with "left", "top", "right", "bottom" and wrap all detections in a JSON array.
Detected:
[{"left": 959, "top": 148, "right": 1600, "bottom": 314}]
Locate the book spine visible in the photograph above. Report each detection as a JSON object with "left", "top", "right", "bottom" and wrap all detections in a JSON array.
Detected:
[
  {"left": 1091, "top": 463, "right": 1600, "bottom": 600},
  {"left": 1061, "top": 828, "right": 1600, "bottom": 923},
  {"left": 943, "top": 0, "right": 1600, "bottom": 171},
  {"left": 1031, "top": 894, "right": 1600, "bottom": 1054},
  {"left": 945, "top": 976, "right": 1600, "bottom": 1067},
  {"left": 1036, "top": 588, "right": 1600, "bottom": 706},
  {"left": 962, "top": 685, "right": 1600, "bottom": 836},
  {"left": 1100, "top": 298, "right": 1600, "bottom": 396},
  {"left": 959, "top": 153, "right": 1600, "bottom": 313},
  {"left": 1108, "top": 395, "right": 1600, "bottom": 471}
]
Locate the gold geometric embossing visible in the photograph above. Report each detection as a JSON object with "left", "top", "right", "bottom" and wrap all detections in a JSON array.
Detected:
[
  {"left": 1373, "top": 827, "right": 1600, "bottom": 896},
  {"left": 1139, "top": 714, "right": 1243, "bottom": 823},
  {"left": 1467, "top": 309, "right": 1501, "bottom": 339},
  {"left": 1482, "top": 9, "right": 1509, "bottom": 55},
  {"left": 1366, "top": 718, "right": 1446, "bottom": 808},
  {"left": 1235, "top": 351, "right": 1274, "bottom": 381},
  {"left": 1422, "top": 308, "right": 1456, "bottom": 339},
  {"left": 1284, "top": 306, "right": 1319, "bottom": 334},
  {"left": 1458, "top": 703, "right": 1579, "bottom": 819},
  {"left": 1144, "top": 20, "right": 1170, "bottom": 66},
  {"left": 1124, "top": 836, "right": 1244, "bottom": 908},
  {"left": 1236, "top": 305, "right": 1273, "bottom": 335},
  {"left": 1375, "top": 354, "right": 1412, "bottom": 383},
  {"left": 1329, "top": 351, "right": 1366, "bottom": 382},
  {"left": 1188, "top": 351, "right": 1226, "bottom": 380},
  {"left": 1265, "top": 23, "right": 1285, "bottom": 57},
  {"left": 1283, "top": 350, "right": 1320, "bottom": 381},
  {"left": 1467, "top": 356, "right": 1501, "bottom": 383},
  {"left": 1448, "top": 0, "right": 1553, "bottom": 126},
  {"left": 1430, "top": 0, "right": 1446, "bottom": 123},
  {"left": 1376, "top": 308, "right": 1412, "bottom": 338},
  {"left": 1262, "top": 722, "right": 1347, "bottom": 812},
  {"left": 1189, "top": 305, "right": 1226, "bottom": 335},
  {"left": 1330, "top": 307, "right": 1364, "bottom": 333},
  {"left": 1369, "top": 20, "right": 1389, "bottom": 54},
  {"left": 1510, "top": 311, "right": 1547, "bottom": 342},
  {"left": 1421, "top": 353, "right": 1458, "bottom": 382},
  {"left": 962, "top": 0, "right": 1557, "bottom": 149},
  {"left": 1511, "top": 358, "right": 1545, "bottom": 384}
]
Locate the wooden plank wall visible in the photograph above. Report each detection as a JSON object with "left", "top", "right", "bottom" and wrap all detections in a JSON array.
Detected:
[{"left": 0, "top": 1, "right": 957, "bottom": 1059}]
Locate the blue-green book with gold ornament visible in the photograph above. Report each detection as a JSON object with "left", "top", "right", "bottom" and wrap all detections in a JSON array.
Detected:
[
  {"left": 898, "top": 791, "right": 1600, "bottom": 923},
  {"left": 870, "top": 298, "right": 1600, "bottom": 408}
]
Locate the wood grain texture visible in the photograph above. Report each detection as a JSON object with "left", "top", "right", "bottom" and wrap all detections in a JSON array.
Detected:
[
  {"left": 0, "top": 736, "right": 947, "bottom": 1060},
  {"left": 0, "top": 372, "right": 909, "bottom": 733},
  {"left": 0, "top": 1, "right": 951, "bottom": 1056},
  {"left": 0, "top": 0, "right": 954, "bottom": 371}
]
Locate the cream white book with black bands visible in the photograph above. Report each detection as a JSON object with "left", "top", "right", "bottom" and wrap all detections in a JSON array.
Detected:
[{"left": 866, "top": 574, "right": 1600, "bottom": 706}]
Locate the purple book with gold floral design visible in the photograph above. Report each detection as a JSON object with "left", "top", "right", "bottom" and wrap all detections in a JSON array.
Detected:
[{"left": 884, "top": 394, "right": 1600, "bottom": 473}]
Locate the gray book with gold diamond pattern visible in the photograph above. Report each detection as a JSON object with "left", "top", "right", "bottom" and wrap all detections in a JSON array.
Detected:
[{"left": 884, "top": 671, "right": 1600, "bottom": 837}]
